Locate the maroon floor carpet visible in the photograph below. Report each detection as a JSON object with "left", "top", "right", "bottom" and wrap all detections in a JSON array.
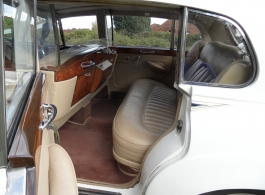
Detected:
[{"left": 59, "top": 99, "right": 135, "bottom": 184}]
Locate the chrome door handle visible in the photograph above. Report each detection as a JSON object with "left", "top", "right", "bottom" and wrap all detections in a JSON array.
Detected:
[
  {"left": 81, "top": 61, "right": 95, "bottom": 68},
  {"left": 40, "top": 104, "right": 57, "bottom": 130},
  {"left": 85, "top": 73, "right": 91, "bottom": 77}
]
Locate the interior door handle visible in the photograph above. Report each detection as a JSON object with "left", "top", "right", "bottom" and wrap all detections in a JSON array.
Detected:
[
  {"left": 40, "top": 104, "right": 57, "bottom": 130},
  {"left": 81, "top": 61, "right": 95, "bottom": 68}
]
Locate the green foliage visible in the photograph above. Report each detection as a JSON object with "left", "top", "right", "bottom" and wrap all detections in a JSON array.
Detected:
[
  {"left": 64, "top": 29, "right": 98, "bottom": 45},
  {"left": 60, "top": 25, "right": 202, "bottom": 49},
  {"left": 4, "top": 17, "right": 13, "bottom": 38},
  {"left": 113, "top": 31, "right": 171, "bottom": 48},
  {"left": 186, "top": 34, "right": 202, "bottom": 48},
  {"left": 4, "top": 17, "right": 13, "bottom": 29},
  {"left": 113, "top": 16, "right": 151, "bottom": 37}
]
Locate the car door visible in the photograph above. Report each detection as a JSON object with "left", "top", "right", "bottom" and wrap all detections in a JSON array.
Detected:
[{"left": 1, "top": 1, "right": 78, "bottom": 194}]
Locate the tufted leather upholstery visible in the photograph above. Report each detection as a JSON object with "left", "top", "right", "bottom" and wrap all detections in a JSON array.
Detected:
[
  {"left": 185, "top": 41, "right": 252, "bottom": 84},
  {"left": 113, "top": 79, "right": 177, "bottom": 169},
  {"left": 185, "top": 40, "right": 207, "bottom": 72},
  {"left": 200, "top": 41, "right": 244, "bottom": 75}
]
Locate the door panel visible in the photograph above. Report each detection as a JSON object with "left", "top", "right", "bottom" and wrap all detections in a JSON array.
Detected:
[
  {"left": 40, "top": 49, "right": 116, "bottom": 124},
  {"left": 8, "top": 73, "right": 46, "bottom": 168},
  {"left": 109, "top": 47, "right": 177, "bottom": 92}
]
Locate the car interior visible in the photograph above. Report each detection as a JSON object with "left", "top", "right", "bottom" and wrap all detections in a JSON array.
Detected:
[{"left": 4, "top": 0, "right": 254, "bottom": 193}]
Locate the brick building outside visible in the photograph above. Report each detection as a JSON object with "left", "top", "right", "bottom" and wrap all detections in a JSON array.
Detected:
[{"left": 151, "top": 19, "right": 200, "bottom": 35}]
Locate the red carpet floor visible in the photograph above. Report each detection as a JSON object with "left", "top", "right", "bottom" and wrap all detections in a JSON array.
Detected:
[{"left": 59, "top": 99, "right": 135, "bottom": 184}]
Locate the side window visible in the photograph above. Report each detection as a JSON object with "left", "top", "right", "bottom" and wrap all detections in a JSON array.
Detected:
[
  {"left": 61, "top": 16, "right": 98, "bottom": 45},
  {"left": 4, "top": 0, "right": 35, "bottom": 132},
  {"left": 37, "top": 9, "right": 56, "bottom": 61},
  {"left": 183, "top": 10, "right": 254, "bottom": 86},
  {"left": 186, "top": 22, "right": 202, "bottom": 49},
  {"left": 112, "top": 15, "right": 177, "bottom": 48}
]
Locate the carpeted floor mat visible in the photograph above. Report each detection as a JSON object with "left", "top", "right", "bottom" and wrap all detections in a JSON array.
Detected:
[{"left": 59, "top": 99, "right": 136, "bottom": 184}]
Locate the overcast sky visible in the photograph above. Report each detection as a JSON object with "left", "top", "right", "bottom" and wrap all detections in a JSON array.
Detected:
[{"left": 61, "top": 16, "right": 167, "bottom": 30}]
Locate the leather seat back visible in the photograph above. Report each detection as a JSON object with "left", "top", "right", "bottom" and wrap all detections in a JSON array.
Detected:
[
  {"left": 200, "top": 41, "right": 243, "bottom": 75},
  {"left": 185, "top": 40, "right": 207, "bottom": 72},
  {"left": 185, "top": 41, "right": 252, "bottom": 85}
]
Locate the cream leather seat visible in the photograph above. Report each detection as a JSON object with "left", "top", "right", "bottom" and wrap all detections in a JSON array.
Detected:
[
  {"left": 185, "top": 41, "right": 252, "bottom": 84},
  {"left": 113, "top": 79, "right": 177, "bottom": 170}
]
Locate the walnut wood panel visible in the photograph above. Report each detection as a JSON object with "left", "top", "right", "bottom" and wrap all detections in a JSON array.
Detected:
[
  {"left": 40, "top": 50, "right": 116, "bottom": 82},
  {"left": 71, "top": 69, "right": 96, "bottom": 106},
  {"left": 110, "top": 47, "right": 177, "bottom": 56},
  {"left": 55, "top": 54, "right": 98, "bottom": 82},
  {"left": 8, "top": 73, "right": 45, "bottom": 168}
]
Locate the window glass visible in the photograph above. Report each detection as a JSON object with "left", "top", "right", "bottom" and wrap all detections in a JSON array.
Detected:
[
  {"left": 183, "top": 11, "right": 253, "bottom": 86},
  {"left": 61, "top": 16, "right": 98, "bottom": 45},
  {"left": 185, "top": 22, "right": 202, "bottom": 49},
  {"left": 37, "top": 5, "right": 57, "bottom": 64},
  {"left": 106, "top": 15, "right": 113, "bottom": 43},
  {"left": 4, "top": 0, "right": 35, "bottom": 132},
  {"left": 112, "top": 15, "right": 175, "bottom": 48}
]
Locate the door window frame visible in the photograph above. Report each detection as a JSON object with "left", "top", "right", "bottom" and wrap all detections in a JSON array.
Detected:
[
  {"left": 177, "top": 8, "right": 257, "bottom": 88},
  {"left": 0, "top": 0, "right": 37, "bottom": 166},
  {"left": 0, "top": 0, "right": 7, "bottom": 167},
  {"left": 107, "top": 10, "right": 180, "bottom": 50}
]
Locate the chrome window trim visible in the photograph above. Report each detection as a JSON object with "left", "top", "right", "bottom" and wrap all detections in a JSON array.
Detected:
[
  {"left": 181, "top": 8, "right": 257, "bottom": 88},
  {"left": 33, "top": 0, "right": 37, "bottom": 74},
  {"left": 50, "top": 4, "right": 60, "bottom": 66},
  {"left": 170, "top": 19, "right": 176, "bottom": 50},
  {"left": 5, "top": 167, "right": 26, "bottom": 195},
  {"left": 176, "top": 7, "right": 188, "bottom": 84},
  {"left": 58, "top": 19, "right": 66, "bottom": 47},
  {"left": 0, "top": 0, "right": 7, "bottom": 167},
  {"left": 0, "top": 168, "right": 7, "bottom": 194}
]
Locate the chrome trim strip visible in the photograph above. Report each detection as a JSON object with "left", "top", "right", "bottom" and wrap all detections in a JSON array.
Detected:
[
  {"left": 6, "top": 167, "right": 27, "bottom": 195},
  {"left": 58, "top": 19, "right": 66, "bottom": 47},
  {"left": 0, "top": 168, "right": 7, "bottom": 195},
  {"left": 50, "top": 4, "right": 61, "bottom": 66},
  {"left": 0, "top": 0, "right": 7, "bottom": 167},
  {"left": 33, "top": 0, "right": 37, "bottom": 74},
  {"left": 79, "top": 187, "right": 122, "bottom": 195},
  {"left": 170, "top": 19, "right": 176, "bottom": 50},
  {"left": 26, "top": 167, "right": 36, "bottom": 195},
  {"left": 182, "top": 8, "right": 257, "bottom": 88},
  {"left": 176, "top": 7, "right": 188, "bottom": 84}
]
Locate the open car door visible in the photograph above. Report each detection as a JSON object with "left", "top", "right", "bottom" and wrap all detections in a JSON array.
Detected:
[
  {"left": 8, "top": 73, "right": 78, "bottom": 195},
  {"left": 34, "top": 74, "right": 78, "bottom": 195}
]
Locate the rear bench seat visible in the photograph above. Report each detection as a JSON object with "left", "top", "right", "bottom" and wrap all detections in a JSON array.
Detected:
[
  {"left": 112, "top": 79, "right": 178, "bottom": 170},
  {"left": 112, "top": 41, "right": 252, "bottom": 171}
]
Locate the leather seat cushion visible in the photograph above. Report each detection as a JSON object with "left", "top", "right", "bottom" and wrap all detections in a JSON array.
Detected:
[{"left": 113, "top": 79, "right": 177, "bottom": 169}]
